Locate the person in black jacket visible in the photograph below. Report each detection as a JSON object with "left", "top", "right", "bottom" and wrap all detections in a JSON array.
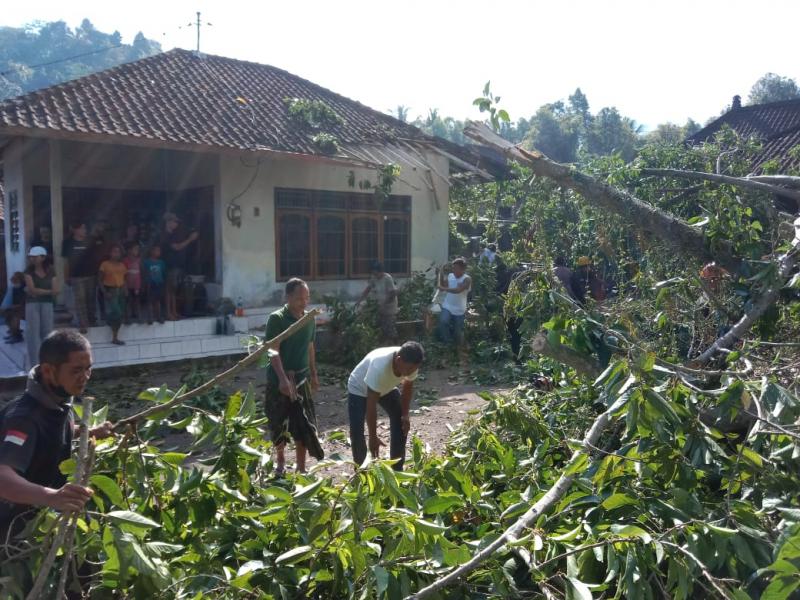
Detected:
[{"left": 0, "top": 330, "right": 112, "bottom": 542}]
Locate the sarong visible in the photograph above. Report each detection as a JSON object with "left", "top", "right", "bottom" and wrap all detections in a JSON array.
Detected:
[{"left": 264, "top": 372, "right": 324, "bottom": 460}]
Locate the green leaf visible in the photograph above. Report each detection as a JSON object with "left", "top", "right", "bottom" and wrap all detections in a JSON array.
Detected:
[
  {"left": 293, "top": 478, "right": 325, "bottom": 502},
  {"left": 423, "top": 493, "right": 464, "bottom": 515},
  {"left": 567, "top": 577, "right": 593, "bottom": 600},
  {"left": 90, "top": 475, "right": 124, "bottom": 507},
  {"left": 762, "top": 575, "right": 800, "bottom": 600},
  {"left": 415, "top": 518, "right": 447, "bottom": 535},
  {"left": 373, "top": 565, "right": 390, "bottom": 597},
  {"left": 275, "top": 545, "right": 314, "bottom": 565},
  {"left": 262, "top": 486, "right": 293, "bottom": 503},
  {"left": 602, "top": 493, "right": 638, "bottom": 510},
  {"left": 160, "top": 452, "right": 188, "bottom": 466},
  {"left": 563, "top": 452, "right": 589, "bottom": 476},
  {"left": 609, "top": 524, "right": 652, "bottom": 543},
  {"left": 105, "top": 510, "right": 160, "bottom": 529},
  {"left": 59, "top": 458, "right": 76, "bottom": 476},
  {"left": 706, "top": 523, "right": 737, "bottom": 537}
]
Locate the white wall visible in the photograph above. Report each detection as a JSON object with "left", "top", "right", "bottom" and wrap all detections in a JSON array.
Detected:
[
  {"left": 4, "top": 135, "right": 450, "bottom": 306},
  {"left": 219, "top": 150, "right": 450, "bottom": 306}
]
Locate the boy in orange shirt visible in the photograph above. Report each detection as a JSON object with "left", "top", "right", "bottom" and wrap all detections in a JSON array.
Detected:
[{"left": 98, "top": 244, "right": 127, "bottom": 345}]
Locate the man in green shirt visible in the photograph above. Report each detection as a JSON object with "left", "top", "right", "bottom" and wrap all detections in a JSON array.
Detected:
[{"left": 264, "top": 278, "right": 322, "bottom": 475}]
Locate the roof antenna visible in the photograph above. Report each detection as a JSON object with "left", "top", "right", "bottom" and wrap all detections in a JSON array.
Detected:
[{"left": 190, "top": 11, "right": 212, "bottom": 54}]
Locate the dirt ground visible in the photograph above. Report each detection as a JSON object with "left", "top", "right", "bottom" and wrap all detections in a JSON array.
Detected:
[{"left": 1, "top": 358, "right": 506, "bottom": 471}]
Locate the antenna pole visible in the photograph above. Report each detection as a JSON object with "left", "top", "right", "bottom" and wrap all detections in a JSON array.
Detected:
[{"left": 196, "top": 11, "right": 201, "bottom": 52}]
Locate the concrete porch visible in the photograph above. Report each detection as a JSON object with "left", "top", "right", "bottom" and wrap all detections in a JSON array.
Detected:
[
  {"left": 0, "top": 304, "right": 334, "bottom": 379},
  {"left": 0, "top": 315, "right": 253, "bottom": 378}
]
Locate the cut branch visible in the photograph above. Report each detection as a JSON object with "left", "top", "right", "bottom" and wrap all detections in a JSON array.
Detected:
[
  {"left": 640, "top": 168, "right": 800, "bottom": 206},
  {"left": 405, "top": 392, "right": 629, "bottom": 600},
  {"left": 746, "top": 175, "right": 800, "bottom": 190},
  {"left": 531, "top": 332, "right": 602, "bottom": 378},
  {"left": 462, "top": 122, "right": 741, "bottom": 272},
  {"left": 113, "top": 309, "right": 320, "bottom": 430},
  {"left": 25, "top": 398, "right": 95, "bottom": 600},
  {"left": 695, "top": 246, "right": 798, "bottom": 363}
]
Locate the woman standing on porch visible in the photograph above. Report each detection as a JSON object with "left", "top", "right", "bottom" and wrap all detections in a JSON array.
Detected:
[{"left": 23, "top": 247, "right": 59, "bottom": 369}]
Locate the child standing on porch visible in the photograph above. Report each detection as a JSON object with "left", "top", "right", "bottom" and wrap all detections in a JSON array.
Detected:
[
  {"left": 124, "top": 242, "right": 143, "bottom": 324},
  {"left": 143, "top": 245, "right": 166, "bottom": 325},
  {"left": 99, "top": 244, "right": 127, "bottom": 345}
]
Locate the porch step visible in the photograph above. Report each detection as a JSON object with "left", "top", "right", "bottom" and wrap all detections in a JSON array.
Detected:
[{"left": 91, "top": 332, "right": 252, "bottom": 368}]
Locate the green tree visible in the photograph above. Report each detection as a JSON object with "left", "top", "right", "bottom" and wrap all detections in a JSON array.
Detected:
[
  {"left": 0, "top": 20, "right": 161, "bottom": 100},
  {"left": 522, "top": 101, "right": 580, "bottom": 163},
  {"left": 644, "top": 118, "right": 702, "bottom": 144},
  {"left": 390, "top": 104, "right": 410, "bottom": 123},
  {"left": 584, "top": 106, "right": 642, "bottom": 161},
  {"left": 747, "top": 72, "right": 800, "bottom": 105}
]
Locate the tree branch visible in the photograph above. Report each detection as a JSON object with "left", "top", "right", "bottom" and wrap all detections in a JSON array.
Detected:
[
  {"left": 25, "top": 398, "right": 95, "bottom": 600},
  {"left": 640, "top": 168, "right": 800, "bottom": 207},
  {"left": 113, "top": 309, "right": 320, "bottom": 430},
  {"left": 746, "top": 175, "right": 800, "bottom": 190},
  {"left": 462, "top": 122, "right": 741, "bottom": 272},
  {"left": 695, "top": 246, "right": 798, "bottom": 363},
  {"left": 531, "top": 332, "right": 602, "bottom": 378},
  {"left": 405, "top": 392, "right": 629, "bottom": 600}
]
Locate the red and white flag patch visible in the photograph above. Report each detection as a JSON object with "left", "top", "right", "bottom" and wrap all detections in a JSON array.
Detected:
[{"left": 3, "top": 430, "right": 28, "bottom": 446}]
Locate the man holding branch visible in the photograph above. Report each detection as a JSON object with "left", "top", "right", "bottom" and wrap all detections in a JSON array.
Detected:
[
  {"left": 0, "top": 330, "right": 112, "bottom": 541},
  {"left": 264, "top": 278, "right": 323, "bottom": 476}
]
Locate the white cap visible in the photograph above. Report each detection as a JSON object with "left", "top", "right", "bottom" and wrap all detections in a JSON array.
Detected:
[{"left": 28, "top": 246, "right": 47, "bottom": 257}]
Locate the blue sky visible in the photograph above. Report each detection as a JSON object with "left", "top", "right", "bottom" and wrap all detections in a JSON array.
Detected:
[{"left": 4, "top": 0, "right": 800, "bottom": 130}]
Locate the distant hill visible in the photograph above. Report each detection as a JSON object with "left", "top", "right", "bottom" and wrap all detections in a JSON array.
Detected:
[{"left": 0, "top": 19, "right": 161, "bottom": 100}]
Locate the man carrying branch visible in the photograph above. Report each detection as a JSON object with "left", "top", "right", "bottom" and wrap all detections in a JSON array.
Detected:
[
  {"left": 264, "top": 278, "right": 323, "bottom": 476},
  {"left": 0, "top": 330, "right": 113, "bottom": 542}
]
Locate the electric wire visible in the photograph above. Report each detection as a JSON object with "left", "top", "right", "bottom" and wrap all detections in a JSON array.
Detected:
[{"left": 0, "top": 44, "right": 125, "bottom": 78}]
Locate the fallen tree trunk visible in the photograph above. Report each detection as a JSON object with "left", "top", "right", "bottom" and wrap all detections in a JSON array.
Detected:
[
  {"left": 113, "top": 309, "right": 320, "bottom": 431},
  {"left": 462, "top": 122, "right": 741, "bottom": 272},
  {"left": 405, "top": 391, "right": 630, "bottom": 600},
  {"left": 640, "top": 168, "right": 800, "bottom": 208}
]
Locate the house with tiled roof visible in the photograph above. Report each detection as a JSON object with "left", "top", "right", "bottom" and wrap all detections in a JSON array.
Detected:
[
  {"left": 0, "top": 49, "right": 497, "bottom": 373},
  {"left": 687, "top": 95, "right": 800, "bottom": 173}
]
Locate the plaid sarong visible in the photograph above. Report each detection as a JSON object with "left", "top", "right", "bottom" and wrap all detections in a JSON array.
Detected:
[
  {"left": 264, "top": 374, "right": 324, "bottom": 460},
  {"left": 71, "top": 276, "right": 96, "bottom": 325}
]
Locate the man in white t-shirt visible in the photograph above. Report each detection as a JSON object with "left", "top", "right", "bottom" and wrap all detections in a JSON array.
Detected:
[
  {"left": 437, "top": 257, "right": 471, "bottom": 346},
  {"left": 347, "top": 341, "right": 425, "bottom": 471},
  {"left": 356, "top": 262, "right": 399, "bottom": 341}
]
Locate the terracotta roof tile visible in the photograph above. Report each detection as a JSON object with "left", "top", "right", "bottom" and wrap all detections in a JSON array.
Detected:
[
  {"left": 0, "top": 48, "right": 440, "bottom": 155},
  {"left": 688, "top": 98, "right": 800, "bottom": 172}
]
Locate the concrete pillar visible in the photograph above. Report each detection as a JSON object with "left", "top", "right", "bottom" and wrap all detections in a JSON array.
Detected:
[
  {"left": 3, "top": 138, "right": 32, "bottom": 276},
  {"left": 49, "top": 140, "right": 65, "bottom": 297}
]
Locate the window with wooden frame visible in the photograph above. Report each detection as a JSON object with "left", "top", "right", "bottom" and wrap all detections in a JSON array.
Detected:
[{"left": 275, "top": 188, "right": 411, "bottom": 280}]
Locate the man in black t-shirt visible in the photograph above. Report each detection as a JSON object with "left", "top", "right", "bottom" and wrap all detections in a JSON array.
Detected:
[
  {"left": 160, "top": 212, "right": 198, "bottom": 320},
  {"left": 0, "top": 330, "right": 112, "bottom": 542},
  {"left": 62, "top": 222, "right": 97, "bottom": 332}
]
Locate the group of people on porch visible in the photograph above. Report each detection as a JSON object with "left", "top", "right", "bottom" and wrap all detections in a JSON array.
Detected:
[{"left": 6, "top": 211, "right": 200, "bottom": 368}]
